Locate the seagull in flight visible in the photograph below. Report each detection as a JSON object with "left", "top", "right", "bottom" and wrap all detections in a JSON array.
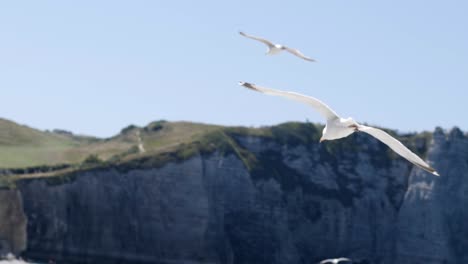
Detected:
[
  {"left": 239, "top": 82, "right": 440, "bottom": 176},
  {"left": 319, "top": 257, "right": 352, "bottom": 264},
  {"left": 239, "top": 31, "right": 316, "bottom": 62}
]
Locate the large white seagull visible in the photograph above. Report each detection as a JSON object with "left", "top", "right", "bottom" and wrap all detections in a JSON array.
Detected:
[{"left": 239, "top": 81, "right": 439, "bottom": 176}]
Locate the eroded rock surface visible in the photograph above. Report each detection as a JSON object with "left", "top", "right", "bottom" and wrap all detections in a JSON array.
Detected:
[
  {"left": 11, "top": 127, "right": 468, "bottom": 264},
  {"left": 0, "top": 190, "right": 26, "bottom": 256}
]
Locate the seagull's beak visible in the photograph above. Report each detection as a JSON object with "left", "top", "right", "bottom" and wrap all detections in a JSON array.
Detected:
[{"left": 319, "top": 137, "right": 325, "bottom": 143}]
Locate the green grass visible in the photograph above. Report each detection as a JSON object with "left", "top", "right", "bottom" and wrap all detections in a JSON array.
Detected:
[
  {"left": 0, "top": 118, "right": 141, "bottom": 168},
  {"left": 141, "top": 121, "right": 221, "bottom": 152},
  {"left": 0, "top": 118, "right": 87, "bottom": 167},
  {"left": 0, "top": 118, "right": 435, "bottom": 191},
  {"left": 0, "top": 118, "right": 171, "bottom": 168},
  {"left": 0, "top": 119, "right": 224, "bottom": 168}
]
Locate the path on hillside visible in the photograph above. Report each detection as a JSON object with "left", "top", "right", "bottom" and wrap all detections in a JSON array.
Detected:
[{"left": 136, "top": 130, "right": 146, "bottom": 153}]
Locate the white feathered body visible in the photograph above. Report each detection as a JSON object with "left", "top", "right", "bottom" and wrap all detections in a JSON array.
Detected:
[
  {"left": 266, "top": 44, "right": 284, "bottom": 55},
  {"left": 323, "top": 117, "right": 358, "bottom": 141}
]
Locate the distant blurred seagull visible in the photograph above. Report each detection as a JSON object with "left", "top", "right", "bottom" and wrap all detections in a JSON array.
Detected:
[
  {"left": 239, "top": 31, "right": 316, "bottom": 62},
  {"left": 319, "top": 257, "right": 352, "bottom": 264},
  {"left": 239, "top": 81, "right": 440, "bottom": 176},
  {"left": 0, "top": 253, "right": 29, "bottom": 264}
]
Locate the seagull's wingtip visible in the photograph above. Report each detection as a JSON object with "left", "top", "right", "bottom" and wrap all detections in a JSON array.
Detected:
[
  {"left": 433, "top": 171, "right": 440, "bottom": 176},
  {"left": 239, "top": 81, "right": 258, "bottom": 91}
]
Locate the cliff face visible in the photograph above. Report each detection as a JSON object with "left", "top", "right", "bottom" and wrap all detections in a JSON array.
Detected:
[
  {"left": 395, "top": 128, "right": 468, "bottom": 264},
  {"left": 0, "top": 190, "right": 27, "bottom": 256},
  {"left": 11, "top": 125, "right": 468, "bottom": 264}
]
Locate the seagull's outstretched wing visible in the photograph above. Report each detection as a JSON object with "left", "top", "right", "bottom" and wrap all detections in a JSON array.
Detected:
[
  {"left": 336, "top": 257, "right": 352, "bottom": 263},
  {"left": 358, "top": 125, "right": 439, "bottom": 176},
  {"left": 284, "top": 46, "right": 316, "bottom": 62},
  {"left": 319, "top": 260, "right": 334, "bottom": 264},
  {"left": 239, "top": 31, "right": 275, "bottom": 48},
  {"left": 239, "top": 82, "right": 340, "bottom": 121}
]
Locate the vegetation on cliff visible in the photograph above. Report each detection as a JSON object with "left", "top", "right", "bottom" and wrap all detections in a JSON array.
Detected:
[{"left": 0, "top": 118, "right": 433, "bottom": 190}]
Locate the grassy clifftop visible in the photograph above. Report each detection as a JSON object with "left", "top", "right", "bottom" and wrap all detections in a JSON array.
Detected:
[
  {"left": 0, "top": 118, "right": 144, "bottom": 168},
  {"left": 0, "top": 118, "right": 433, "bottom": 188},
  {"left": 0, "top": 118, "right": 88, "bottom": 167},
  {"left": 0, "top": 118, "right": 223, "bottom": 169}
]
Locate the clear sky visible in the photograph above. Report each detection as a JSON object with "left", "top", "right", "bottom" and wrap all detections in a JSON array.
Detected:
[{"left": 0, "top": 1, "right": 467, "bottom": 137}]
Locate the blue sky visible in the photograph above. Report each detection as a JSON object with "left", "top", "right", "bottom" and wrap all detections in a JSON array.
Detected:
[{"left": 0, "top": 1, "right": 467, "bottom": 137}]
